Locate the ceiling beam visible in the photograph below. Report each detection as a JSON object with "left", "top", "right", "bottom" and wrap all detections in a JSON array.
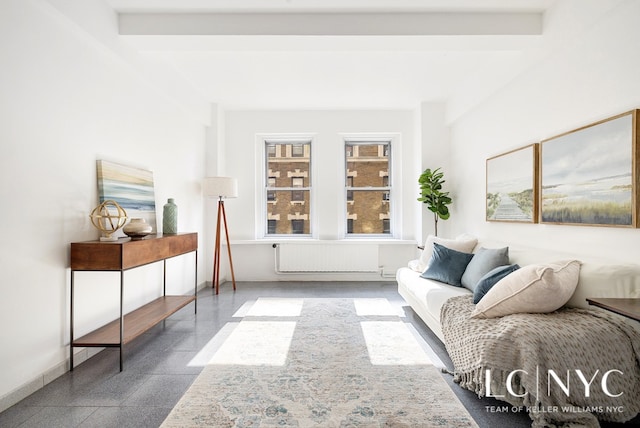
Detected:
[{"left": 118, "top": 12, "right": 543, "bottom": 36}]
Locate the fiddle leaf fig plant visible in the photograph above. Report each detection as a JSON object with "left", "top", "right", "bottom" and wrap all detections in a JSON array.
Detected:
[{"left": 417, "top": 167, "right": 452, "bottom": 237}]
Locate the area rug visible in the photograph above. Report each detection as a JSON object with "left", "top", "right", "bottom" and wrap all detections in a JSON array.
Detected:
[{"left": 161, "top": 298, "right": 478, "bottom": 427}]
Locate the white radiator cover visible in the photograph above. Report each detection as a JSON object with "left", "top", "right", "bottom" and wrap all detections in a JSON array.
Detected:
[{"left": 276, "top": 243, "right": 379, "bottom": 273}]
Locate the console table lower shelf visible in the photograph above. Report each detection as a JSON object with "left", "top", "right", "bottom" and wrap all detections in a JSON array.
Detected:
[{"left": 73, "top": 296, "right": 195, "bottom": 347}]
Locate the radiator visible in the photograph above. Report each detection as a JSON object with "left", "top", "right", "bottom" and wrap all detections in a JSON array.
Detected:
[{"left": 274, "top": 243, "right": 379, "bottom": 273}]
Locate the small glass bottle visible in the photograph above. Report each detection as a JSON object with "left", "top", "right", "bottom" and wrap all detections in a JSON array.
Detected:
[{"left": 163, "top": 198, "right": 178, "bottom": 235}]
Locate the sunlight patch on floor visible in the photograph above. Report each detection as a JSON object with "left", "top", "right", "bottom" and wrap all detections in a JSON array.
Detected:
[
  {"left": 232, "top": 301, "right": 256, "bottom": 317},
  {"left": 360, "top": 321, "right": 433, "bottom": 365},
  {"left": 234, "top": 298, "right": 304, "bottom": 317},
  {"left": 354, "top": 298, "right": 404, "bottom": 316},
  {"left": 207, "top": 321, "right": 297, "bottom": 366},
  {"left": 187, "top": 322, "right": 239, "bottom": 367}
]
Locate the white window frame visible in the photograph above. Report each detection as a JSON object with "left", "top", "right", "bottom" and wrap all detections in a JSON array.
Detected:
[
  {"left": 342, "top": 134, "right": 401, "bottom": 239},
  {"left": 256, "top": 134, "right": 316, "bottom": 239}
]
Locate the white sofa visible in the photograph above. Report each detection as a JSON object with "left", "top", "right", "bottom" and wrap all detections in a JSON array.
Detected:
[{"left": 397, "top": 238, "right": 640, "bottom": 342}]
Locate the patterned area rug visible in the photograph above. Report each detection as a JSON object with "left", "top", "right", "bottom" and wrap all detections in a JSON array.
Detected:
[{"left": 161, "top": 298, "right": 478, "bottom": 427}]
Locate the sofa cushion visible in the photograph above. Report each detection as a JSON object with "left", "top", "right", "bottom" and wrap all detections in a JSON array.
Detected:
[
  {"left": 397, "top": 266, "right": 471, "bottom": 341},
  {"left": 473, "top": 264, "right": 520, "bottom": 304},
  {"left": 461, "top": 246, "right": 509, "bottom": 291},
  {"left": 421, "top": 243, "right": 474, "bottom": 287},
  {"left": 471, "top": 260, "right": 581, "bottom": 319},
  {"left": 412, "top": 234, "right": 477, "bottom": 272}
]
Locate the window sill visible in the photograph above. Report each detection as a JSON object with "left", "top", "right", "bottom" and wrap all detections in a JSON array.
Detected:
[{"left": 231, "top": 238, "right": 417, "bottom": 246}]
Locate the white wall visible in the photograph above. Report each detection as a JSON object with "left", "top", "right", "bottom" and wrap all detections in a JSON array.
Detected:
[
  {"left": 0, "top": 0, "right": 207, "bottom": 404},
  {"left": 221, "top": 110, "right": 420, "bottom": 281},
  {"left": 420, "top": 102, "right": 452, "bottom": 239},
  {"left": 447, "top": 0, "right": 640, "bottom": 263}
]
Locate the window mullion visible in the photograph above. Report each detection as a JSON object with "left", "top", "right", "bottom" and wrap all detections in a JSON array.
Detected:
[{"left": 347, "top": 187, "right": 390, "bottom": 191}]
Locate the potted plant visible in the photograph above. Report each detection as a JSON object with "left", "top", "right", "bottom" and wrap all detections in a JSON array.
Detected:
[{"left": 417, "top": 167, "right": 452, "bottom": 236}]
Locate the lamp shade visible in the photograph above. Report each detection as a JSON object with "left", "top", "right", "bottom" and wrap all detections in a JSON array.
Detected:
[{"left": 204, "top": 176, "right": 238, "bottom": 198}]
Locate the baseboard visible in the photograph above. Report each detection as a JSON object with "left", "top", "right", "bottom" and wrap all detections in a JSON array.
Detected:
[
  {"left": 0, "top": 281, "right": 208, "bottom": 413},
  {"left": 0, "top": 346, "right": 98, "bottom": 413}
]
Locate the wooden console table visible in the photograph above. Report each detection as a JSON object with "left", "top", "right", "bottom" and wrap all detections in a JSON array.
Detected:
[
  {"left": 587, "top": 297, "right": 640, "bottom": 322},
  {"left": 70, "top": 233, "right": 198, "bottom": 371}
]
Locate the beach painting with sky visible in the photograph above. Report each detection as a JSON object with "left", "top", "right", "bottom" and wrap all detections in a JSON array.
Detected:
[
  {"left": 97, "top": 160, "right": 157, "bottom": 233},
  {"left": 540, "top": 112, "right": 636, "bottom": 227},
  {"left": 486, "top": 144, "right": 537, "bottom": 223}
]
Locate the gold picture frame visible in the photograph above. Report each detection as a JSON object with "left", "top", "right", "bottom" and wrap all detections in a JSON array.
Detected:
[
  {"left": 539, "top": 110, "right": 639, "bottom": 227},
  {"left": 486, "top": 144, "right": 539, "bottom": 223}
]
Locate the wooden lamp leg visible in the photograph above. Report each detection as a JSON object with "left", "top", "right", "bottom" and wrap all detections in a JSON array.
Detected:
[
  {"left": 212, "top": 199, "right": 236, "bottom": 295},
  {"left": 220, "top": 201, "right": 236, "bottom": 291},
  {"left": 212, "top": 199, "right": 222, "bottom": 293}
]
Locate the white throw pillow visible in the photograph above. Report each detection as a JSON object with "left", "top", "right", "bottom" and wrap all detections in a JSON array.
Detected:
[
  {"left": 411, "top": 234, "right": 477, "bottom": 273},
  {"left": 471, "top": 260, "right": 581, "bottom": 319}
]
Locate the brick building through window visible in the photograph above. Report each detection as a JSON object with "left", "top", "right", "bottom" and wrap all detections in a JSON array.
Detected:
[
  {"left": 345, "top": 141, "right": 391, "bottom": 235},
  {"left": 265, "top": 140, "right": 311, "bottom": 235}
]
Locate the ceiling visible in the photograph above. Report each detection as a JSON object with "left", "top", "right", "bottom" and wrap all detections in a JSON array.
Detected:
[{"left": 103, "top": 0, "right": 557, "bottom": 113}]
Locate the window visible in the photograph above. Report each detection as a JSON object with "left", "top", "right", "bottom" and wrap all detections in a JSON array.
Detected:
[
  {"left": 346, "top": 145, "right": 354, "bottom": 157},
  {"left": 381, "top": 177, "right": 390, "bottom": 201},
  {"left": 292, "top": 144, "right": 304, "bottom": 157},
  {"left": 346, "top": 176, "right": 354, "bottom": 201},
  {"left": 264, "top": 140, "right": 311, "bottom": 236},
  {"left": 291, "top": 219, "right": 304, "bottom": 234},
  {"left": 267, "top": 177, "right": 276, "bottom": 201},
  {"left": 291, "top": 177, "right": 304, "bottom": 202},
  {"left": 344, "top": 140, "right": 391, "bottom": 236}
]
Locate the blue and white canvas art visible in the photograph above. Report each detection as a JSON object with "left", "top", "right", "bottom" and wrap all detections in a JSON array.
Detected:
[
  {"left": 540, "top": 112, "right": 635, "bottom": 226},
  {"left": 97, "top": 160, "right": 157, "bottom": 234}
]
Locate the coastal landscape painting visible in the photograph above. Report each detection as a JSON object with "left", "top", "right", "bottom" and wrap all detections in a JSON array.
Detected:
[
  {"left": 97, "top": 160, "right": 158, "bottom": 234},
  {"left": 540, "top": 110, "right": 638, "bottom": 227},
  {"left": 486, "top": 144, "right": 538, "bottom": 223}
]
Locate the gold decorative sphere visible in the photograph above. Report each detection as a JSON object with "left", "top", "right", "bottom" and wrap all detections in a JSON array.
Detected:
[{"left": 90, "top": 200, "right": 128, "bottom": 241}]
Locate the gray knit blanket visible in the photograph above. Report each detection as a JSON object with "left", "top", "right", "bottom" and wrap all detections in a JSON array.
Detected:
[{"left": 441, "top": 295, "right": 640, "bottom": 428}]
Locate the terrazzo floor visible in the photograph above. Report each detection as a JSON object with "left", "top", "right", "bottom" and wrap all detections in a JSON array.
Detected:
[{"left": 1, "top": 281, "right": 636, "bottom": 428}]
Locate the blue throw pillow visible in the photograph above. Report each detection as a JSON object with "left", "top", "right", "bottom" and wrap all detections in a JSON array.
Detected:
[
  {"left": 421, "top": 242, "right": 474, "bottom": 287},
  {"left": 460, "top": 247, "right": 509, "bottom": 292},
  {"left": 473, "top": 264, "right": 520, "bottom": 304}
]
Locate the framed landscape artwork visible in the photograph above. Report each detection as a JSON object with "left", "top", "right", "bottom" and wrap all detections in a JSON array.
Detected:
[
  {"left": 96, "top": 160, "right": 158, "bottom": 234},
  {"left": 486, "top": 144, "right": 538, "bottom": 223},
  {"left": 540, "top": 110, "right": 639, "bottom": 227}
]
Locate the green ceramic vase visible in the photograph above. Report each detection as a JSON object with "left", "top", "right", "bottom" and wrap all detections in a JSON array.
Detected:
[{"left": 163, "top": 198, "right": 178, "bottom": 235}]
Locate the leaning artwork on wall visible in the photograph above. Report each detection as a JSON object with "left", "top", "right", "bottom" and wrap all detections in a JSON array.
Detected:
[
  {"left": 486, "top": 144, "right": 538, "bottom": 223},
  {"left": 96, "top": 160, "right": 158, "bottom": 234},
  {"left": 540, "top": 110, "right": 639, "bottom": 227}
]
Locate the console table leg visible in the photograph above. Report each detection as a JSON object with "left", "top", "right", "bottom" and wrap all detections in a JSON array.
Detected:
[
  {"left": 194, "top": 250, "right": 198, "bottom": 314},
  {"left": 70, "top": 270, "right": 75, "bottom": 371},
  {"left": 119, "top": 270, "right": 124, "bottom": 372}
]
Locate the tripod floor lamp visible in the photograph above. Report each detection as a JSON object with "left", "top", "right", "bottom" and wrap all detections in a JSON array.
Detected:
[{"left": 204, "top": 177, "right": 237, "bottom": 295}]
